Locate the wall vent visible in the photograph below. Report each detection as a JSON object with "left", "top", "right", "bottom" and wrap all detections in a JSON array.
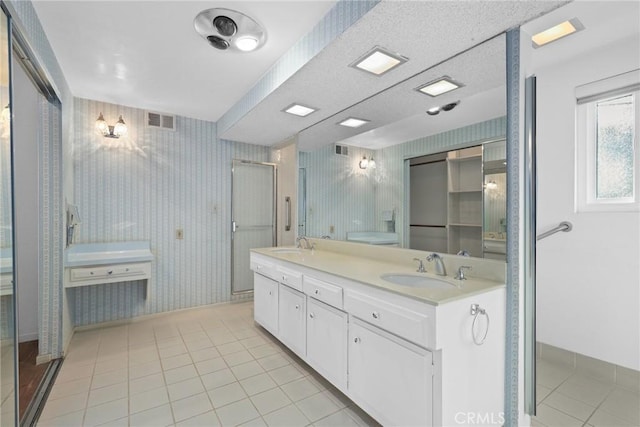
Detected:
[
  {"left": 334, "top": 144, "right": 349, "bottom": 156},
  {"left": 146, "top": 111, "right": 176, "bottom": 131}
]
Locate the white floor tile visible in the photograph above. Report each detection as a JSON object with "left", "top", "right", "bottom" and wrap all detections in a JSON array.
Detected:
[
  {"left": 248, "top": 344, "right": 280, "bottom": 359},
  {"left": 129, "top": 403, "right": 174, "bottom": 427},
  {"left": 175, "top": 410, "right": 221, "bottom": 426},
  {"left": 182, "top": 331, "right": 208, "bottom": 343},
  {"left": 48, "top": 376, "right": 92, "bottom": 400},
  {"left": 130, "top": 387, "right": 170, "bottom": 414},
  {"left": 268, "top": 364, "right": 304, "bottom": 385},
  {"left": 296, "top": 391, "right": 341, "bottom": 422},
  {"left": 189, "top": 346, "right": 221, "bottom": 363},
  {"left": 598, "top": 387, "right": 640, "bottom": 424},
  {"left": 280, "top": 377, "right": 321, "bottom": 402},
  {"left": 238, "top": 416, "right": 268, "bottom": 427},
  {"left": 257, "top": 354, "right": 290, "bottom": 372},
  {"left": 240, "top": 373, "right": 279, "bottom": 396},
  {"left": 263, "top": 404, "right": 309, "bottom": 427},
  {"left": 223, "top": 349, "right": 254, "bottom": 366},
  {"left": 163, "top": 364, "right": 198, "bottom": 385},
  {"left": 207, "top": 382, "right": 248, "bottom": 408},
  {"left": 83, "top": 397, "right": 128, "bottom": 427},
  {"left": 315, "top": 408, "right": 362, "bottom": 427},
  {"left": 171, "top": 392, "right": 213, "bottom": 423},
  {"left": 231, "top": 360, "right": 265, "bottom": 380},
  {"left": 88, "top": 382, "right": 128, "bottom": 408},
  {"left": 95, "top": 356, "right": 128, "bottom": 375},
  {"left": 161, "top": 353, "right": 193, "bottom": 371},
  {"left": 91, "top": 368, "right": 128, "bottom": 390},
  {"left": 201, "top": 368, "right": 237, "bottom": 390},
  {"left": 167, "top": 377, "right": 205, "bottom": 402},
  {"left": 185, "top": 339, "right": 213, "bottom": 352},
  {"left": 40, "top": 392, "right": 88, "bottom": 420},
  {"left": 216, "top": 398, "right": 261, "bottom": 426},
  {"left": 130, "top": 373, "right": 165, "bottom": 396},
  {"left": 241, "top": 336, "right": 268, "bottom": 349},
  {"left": 130, "top": 359, "right": 162, "bottom": 380},
  {"left": 195, "top": 357, "right": 227, "bottom": 375},
  {"left": 557, "top": 376, "right": 613, "bottom": 406},
  {"left": 159, "top": 344, "right": 188, "bottom": 359},
  {"left": 250, "top": 388, "right": 292, "bottom": 415},
  {"left": 534, "top": 404, "right": 584, "bottom": 427},
  {"left": 36, "top": 409, "right": 85, "bottom": 427},
  {"left": 55, "top": 363, "right": 95, "bottom": 384},
  {"left": 588, "top": 408, "right": 639, "bottom": 427},
  {"left": 543, "top": 390, "right": 596, "bottom": 421}
]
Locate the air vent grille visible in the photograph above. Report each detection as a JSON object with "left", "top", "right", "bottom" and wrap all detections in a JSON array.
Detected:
[
  {"left": 334, "top": 144, "right": 349, "bottom": 156},
  {"left": 146, "top": 111, "right": 176, "bottom": 131}
]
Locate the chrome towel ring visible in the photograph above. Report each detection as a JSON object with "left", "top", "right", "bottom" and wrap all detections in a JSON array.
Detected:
[{"left": 470, "top": 303, "right": 490, "bottom": 345}]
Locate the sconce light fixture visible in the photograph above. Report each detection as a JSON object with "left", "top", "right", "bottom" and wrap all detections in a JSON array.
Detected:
[
  {"left": 359, "top": 156, "right": 376, "bottom": 170},
  {"left": 96, "top": 113, "right": 127, "bottom": 138}
]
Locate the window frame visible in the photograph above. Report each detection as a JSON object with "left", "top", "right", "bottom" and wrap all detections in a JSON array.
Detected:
[{"left": 576, "top": 89, "right": 640, "bottom": 213}]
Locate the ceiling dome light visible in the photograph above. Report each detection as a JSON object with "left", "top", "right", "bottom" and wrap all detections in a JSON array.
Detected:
[
  {"left": 235, "top": 36, "right": 259, "bottom": 52},
  {"left": 195, "top": 8, "right": 266, "bottom": 53},
  {"left": 426, "top": 107, "right": 440, "bottom": 116}
]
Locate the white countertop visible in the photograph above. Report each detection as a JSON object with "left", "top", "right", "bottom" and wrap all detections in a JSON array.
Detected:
[
  {"left": 252, "top": 240, "right": 505, "bottom": 306},
  {"left": 65, "top": 241, "right": 153, "bottom": 267}
]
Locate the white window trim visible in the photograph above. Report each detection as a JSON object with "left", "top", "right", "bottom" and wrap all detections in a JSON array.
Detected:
[{"left": 576, "top": 89, "right": 640, "bottom": 213}]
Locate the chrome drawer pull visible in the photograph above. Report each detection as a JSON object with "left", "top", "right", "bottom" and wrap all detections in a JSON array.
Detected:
[
  {"left": 295, "top": 304, "right": 299, "bottom": 310},
  {"left": 107, "top": 270, "right": 113, "bottom": 275},
  {"left": 372, "top": 312, "right": 379, "bottom": 319},
  {"left": 314, "top": 289, "right": 319, "bottom": 295},
  {"left": 309, "top": 313, "right": 314, "bottom": 319},
  {"left": 354, "top": 337, "right": 361, "bottom": 343}
]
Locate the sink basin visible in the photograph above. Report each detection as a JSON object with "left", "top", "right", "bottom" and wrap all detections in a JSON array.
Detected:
[
  {"left": 380, "top": 274, "right": 455, "bottom": 289},
  {"left": 269, "top": 248, "right": 302, "bottom": 254}
]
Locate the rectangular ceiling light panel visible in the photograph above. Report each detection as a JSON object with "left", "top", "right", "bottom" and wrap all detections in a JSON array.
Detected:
[
  {"left": 532, "top": 18, "right": 584, "bottom": 48},
  {"left": 283, "top": 103, "right": 317, "bottom": 117},
  {"left": 351, "top": 47, "right": 407, "bottom": 76},
  {"left": 339, "top": 117, "right": 369, "bottom": 128},
  {"left": 416, "top": 76, "right": 462, "bottom": 97}
]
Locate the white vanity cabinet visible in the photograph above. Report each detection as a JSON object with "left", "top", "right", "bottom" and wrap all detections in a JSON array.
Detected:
[
  {"left": 254, "top": 273, "right": 278, "bottom": 335},
  {"left": 349, "top": 318, "right": 433, "bottom": 426},
  {"left": 278, "top": 283, "right": 306, "bottom": 357},
  {"left": 306, "top": 297, "right": 348, "bottom": 391}
]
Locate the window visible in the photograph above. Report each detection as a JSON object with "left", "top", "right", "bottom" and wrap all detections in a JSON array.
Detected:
[{"left": 576, "top": 73, "right": 640, "bottom": 212}]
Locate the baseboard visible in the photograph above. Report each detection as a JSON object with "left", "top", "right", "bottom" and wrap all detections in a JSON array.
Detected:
[
  {"left": 18, "top": 332, "right": 39, "bottom": 343},
  {"left": 36, "top": 354, "right": 52, "bottom": 365},
  {"left": 74, "top": 299, "right": 252, "bottom": 332}
]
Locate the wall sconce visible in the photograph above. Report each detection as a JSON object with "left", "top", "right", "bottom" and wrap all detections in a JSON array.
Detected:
[
  {"left": 359, "top": 156, "right": 376, "bottom": 170},
  {"left": 96, "top": 113, "right": 127, "bottom": 138}
]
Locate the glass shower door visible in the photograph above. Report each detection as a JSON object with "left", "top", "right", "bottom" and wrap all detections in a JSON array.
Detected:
[
  {"left": 0, "top": 6, "right": 16, "bottom": 426},
  {"left": 231, "top": 160, "right": 276, "bottom": 294}
]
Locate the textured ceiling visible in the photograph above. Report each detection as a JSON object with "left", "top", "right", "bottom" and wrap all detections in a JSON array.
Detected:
[
  {"left": 221, "top": 0, "right": 566, "bottom": 148},
  {"left": 32, "top": 0, "right": 337, "bottom": 122}
]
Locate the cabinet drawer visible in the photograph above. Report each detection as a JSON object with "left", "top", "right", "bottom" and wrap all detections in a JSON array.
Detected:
[
  {"left": 344, "top": 291, "right": 431, "bottom": 348},
  {"left": 277, "top": 266, "right": 303, "bottom": 291},
  {"left": 250, "top": 259, "right": 277, "bottom": 281},
  {"left": 69, "top": 263, "right": 148, "bottom": 282},
  {"left": 304, "top": 276, "right": 343, "bottom": 309}
]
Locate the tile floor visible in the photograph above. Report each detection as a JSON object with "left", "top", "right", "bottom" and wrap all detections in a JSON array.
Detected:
[
  {"left": 38, "top": 301, "right": 379, "bottom": 427},
  {"left": 533, "top": 358, "right": 640, "bottom": 427}
]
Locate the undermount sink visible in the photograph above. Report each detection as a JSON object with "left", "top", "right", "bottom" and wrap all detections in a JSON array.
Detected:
[
  {"left": 269, "top": 248, "right": 302, "bottom": 254},
  {"left": 380, "top": 274, "right": 455, "bottom": 289}
]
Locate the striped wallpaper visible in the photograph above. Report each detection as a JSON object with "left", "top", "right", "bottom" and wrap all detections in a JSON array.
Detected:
[
  {"left": 299, "top": 145, "right": 377, "bottom": 240},
  {"left": 72, "top": 98, "right": 268, "bottom": 326}
]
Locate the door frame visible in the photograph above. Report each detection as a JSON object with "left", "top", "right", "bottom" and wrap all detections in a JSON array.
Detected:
[{"left": 230, "top": 159, "right": 277, "bottom": 295}]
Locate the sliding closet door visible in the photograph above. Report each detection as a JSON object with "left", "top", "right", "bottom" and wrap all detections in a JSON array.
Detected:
[{"left": 0, "top": 6, "right": 16, "bottom": 426}]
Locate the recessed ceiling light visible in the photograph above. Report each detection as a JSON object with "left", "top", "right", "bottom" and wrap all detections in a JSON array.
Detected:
[
  {"left": 283, "top": 104, "right": 317, "bottom": 117},
  {"left": 532, "top": 18, "right": 584, "bottom": 48},
  {"left": 338, "top": 117, "right": 369, "bottom": 128},
  {"left": 236, "top": 36, "right": 259, "bottom": 52},
  {"left": 350, "top": 47, "right": 407, "bottom": 76},
  {"left": 416, "top": 76, "right": 463, "bottom": 97}
]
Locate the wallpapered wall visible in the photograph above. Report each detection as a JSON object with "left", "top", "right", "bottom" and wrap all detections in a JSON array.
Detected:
[{"left": 71, "top": 98, "right": 268, "bottom": 326}]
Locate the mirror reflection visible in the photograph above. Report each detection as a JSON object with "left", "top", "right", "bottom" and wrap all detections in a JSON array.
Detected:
[{"left": 298, "top": 35, "right": 507, "bottom": 259}]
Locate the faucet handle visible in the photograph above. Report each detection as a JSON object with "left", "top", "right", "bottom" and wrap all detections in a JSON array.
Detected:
[
  {"left": 413, "top": 258, "right": 426, "bottom": 273},
  {"left": 455, "top": 266, "right": 472, "bottom": 280}
]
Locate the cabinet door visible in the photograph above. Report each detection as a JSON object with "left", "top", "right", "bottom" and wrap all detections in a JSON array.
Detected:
[
  {"left": 348, "top": 319, "right": 433, "bottom": 426},
  {"left": 254, "top": 273, "right": 278, "bottom": 335},
  {"left": 307, "top": 298, "right": 348, "bottom": 391},
  {"left": 278, "top": 284, "right": 306, "bottom": 357}
]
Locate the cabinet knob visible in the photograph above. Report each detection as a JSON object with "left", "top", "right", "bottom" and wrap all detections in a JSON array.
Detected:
[
  {"left": 309, "top": 313, "right": 314, "bottom": 319},
  {"left": 268, "top": 291, "right": 272, "bottom": 296},
  {"left": 282, "top": 275, "right": 287, "bottom": 281},
  {"left": 354, "top": 337, "right": 361, "bottom": 343},
  {"left": 314, "top": 289, "right": 319, "bottom": 295},
  {"left": 257, "top": 266, "right": 262, "bottom": 270},
  {"left": 372, "top": 312, "right": 380, "bottom": 319},
  {"left": 295, "top": 304, "right": 299, "bottom": 310},
  {"left": 107, "top": 270, "right": 113, "bottom": 275}
]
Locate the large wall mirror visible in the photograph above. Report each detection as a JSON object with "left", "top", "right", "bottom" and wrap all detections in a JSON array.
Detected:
[{"left": 298, "top": 34, "right": 507, "bottom": 260}]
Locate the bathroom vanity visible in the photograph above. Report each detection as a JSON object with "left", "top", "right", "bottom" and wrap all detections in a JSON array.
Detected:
[
  {"left": 64, "top": 241, "right": 153, "bottom": 297},
  {"left": 251, "top": 239, "right": 506, "bottom": 426}
]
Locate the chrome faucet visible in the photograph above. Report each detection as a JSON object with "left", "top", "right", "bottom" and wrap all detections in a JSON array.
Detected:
[
  {"left": 455, "top": 266, "right": 472, "bottom": 280},
  {"left": 426, "top": 253, "right": 446, "bottom": 276},
  {"left": 413, "top": 258, "right": 426, "bottom": 273},
  {"left": 296, "top": 236, "right": 311, "bottom": 249}
]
